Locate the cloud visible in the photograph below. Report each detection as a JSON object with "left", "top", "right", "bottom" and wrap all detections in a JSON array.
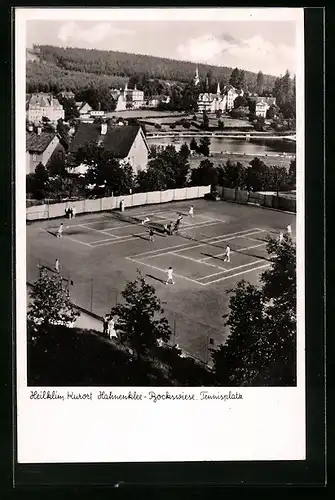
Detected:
[
  {"left": 177, "top": 33, "right": 295, "bottom": 76},
  {"left": 58, "top": 22, "right": 135, "bottom": 45}
]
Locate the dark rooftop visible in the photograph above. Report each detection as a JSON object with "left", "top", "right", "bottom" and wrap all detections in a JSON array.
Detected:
[
  {"left": 26, "top": 131, "right": 57, "bottom": 154},
  {"left": 69, "top": 123, "right": 147, "bottom": 158}
]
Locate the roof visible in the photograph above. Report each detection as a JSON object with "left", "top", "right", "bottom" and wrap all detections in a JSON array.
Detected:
[
  {"left": 256, "top": 97, "right": 276, "bottom": 106},
  {"left": 26, "top": 131, "right": 58, "bottom": 154},
  {"left": 69, "top": 123, "right": 149, "bottom": 159},
  {"left": 76, "top": 102, "right": 92, "bottom": 112},
  {"left": 27, "top": 93, "right": 63, "bottom": 109}
]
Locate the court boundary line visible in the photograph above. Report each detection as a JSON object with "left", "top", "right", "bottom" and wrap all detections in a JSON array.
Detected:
[
  {"left": 170, "top": 252, "right": 227, "bottom": 271},
  {"left": 126, "top": 257, "right": 206, "bottom": 286},
  {"left": 203, "top": 264, "right": 270, "bottom": 285},
  {"left": 145, "top": 229, "right": 265, "bottom": 259},
  {"left": 78, "top": 224, "right": 120, "bottom": 238},
  {"left": 200, "top": 242, "right": 267, "bottom": 262},
  {"left": 129, "top": 228, "right": 264, "bottom": 259},
  {"left": 198, "top": 259, "right": 265, "bottom": 281},
  {"left": 86, "top": 219, "right": 225, "bottom": 246}
]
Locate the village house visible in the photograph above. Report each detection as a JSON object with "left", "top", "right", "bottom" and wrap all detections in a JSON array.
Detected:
[
  {"left": 197, "top": 80, "right": 243, "bottom": 113},
  {"left": 58, "top": 91, "right": 75, "bottom": 100},
  {"left": 26, "top": 93, "right": 65, "bottom": 123},
  {"left": 111, "top": 82, "right": 145, "bottom": 111},
  {"left": 68, "top": 122, "right": 149, "bottom": 175},
  {"left": 255, "top": 97, "right": 277, "bottom": 117},
  {"left": 26, "top": 126, "right": 60, "bottom": 174},
  {"left": 76, "top": 101, "right": 93, "bottom": 121},
  {"left": 144, "top": 95, "right": 171, "bottom": 108}
]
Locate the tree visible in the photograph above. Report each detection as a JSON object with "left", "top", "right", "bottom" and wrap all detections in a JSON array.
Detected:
[
  {"left": 28, "top": 268, "right": 79, "bottom": 336},
  {"left": 266, "top": 104, "right": 278, "bottom": 119},
  {"left": 190, "top": 137, "right": 198, "bottom": 152},
  {"left": 198, "top": 136, "right": 211, "bottom": 157},
  {"left": 230, "top": 108, "right": 249, "bottom": 119},
  {"left": 58, "top": 96, "right": 80, "bottom": 122},
  {"left": 47, "top": 148, "right": 67, "bottom": 177},
  {"left": 233, "top": 95, "right": 248, "bottom": 109},
  {"left": 76, "top": 142, "right": 134, "bottom": 195},
  {"left": 179, "top": 143, "right": 190, "bottom": 160},
  {"left": 218, "top": 160, "right": 246, "bottom": 189},
  {"left": 33, "top": 162, "right": 49, "bottom": 199},
  {"left": 270, "top": 165, "right": 290, "bottom": 195},
  {"left": 237, "top": 70, "right": 246, "bottom": 89},
  {"left": 246, "top": 157, "right": 271, "bottom": 191},
  {"left": 256, "top": 71, "right": 264, "bottom": 95},
  {"left": 218, "top": 119, "right": 224, "bottom": 130},
  {"left": 110, "top": 271, "right": 171, "bottom": 361},
  {"left": 191, "top": 159, "right": 218, "bottom": 186},
  {"left": 229, "top": 68, "right": 240, "bottom": 88},
  {"left": 202, "top": 110, "right": 209, "bottom": 130},
  {"left": 212, "top": 235, "right": 296, "bottom": 386},
  {"left": 254, "top": 116, "right": 265, "bottom": 131},
  {"left": 288, "top": 158, "right": 296, "bottom": 189},
  {"left": 136, "top": 167, "right": 167, "bottom": 192}
]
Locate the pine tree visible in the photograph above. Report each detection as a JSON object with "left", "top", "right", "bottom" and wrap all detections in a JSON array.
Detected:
[
  {"left": 110, "top": 270, "right": 171, "bottom": 360},
  {"left": 256, "top": 70, "right": 264, "bottom": 95},
  {"left": 28, "top": 268, "right": 79, "bottom": 335},
  {"left": 212, "top": 236, "right": 296, "bottom": 386},
  {"left": 229, "top": 68, "right": 240, "bottom": 87}
]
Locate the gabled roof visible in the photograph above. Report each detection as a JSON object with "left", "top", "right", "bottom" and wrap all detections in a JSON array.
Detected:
[
  {"left": 69, "top": 123, "right": 149, "bottom": 159},
  {"left": 26, "top": 131, "right": 58, "bottom": 154},
  {"left": 256, "top": 97, "right": 276, "bottom": 106},
  {"left": 27, "top": 93, "right": 63, "bottom": 109}
]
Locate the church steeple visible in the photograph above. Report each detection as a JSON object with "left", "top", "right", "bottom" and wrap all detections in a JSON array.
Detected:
[
  {"left": 217, "top": 81, "right": 221, "bottom": 95},
  {"left": 124, "top": 80, "right": 128, "bottom": 97},
  {"left": 194, "top": 66, "right": 200, "bottom": 86}
]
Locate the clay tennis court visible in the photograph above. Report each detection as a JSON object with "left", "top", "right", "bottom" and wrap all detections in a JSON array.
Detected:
[{"left": 27, "top": 198, "right": 296, "bottom": 363}]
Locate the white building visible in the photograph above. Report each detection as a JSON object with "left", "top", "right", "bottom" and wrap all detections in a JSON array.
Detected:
[
  {"left": 197, "top": 75, "right": 244, "bottom": 113},
  {"left": 26, "top": 94, "right": 65, "bottom": 123},
  {"left": 255, "top": 97, "right": 277, "bottom": 117},
  {"left": 113, "top": 82, "right": 145, "bottom": 111}
]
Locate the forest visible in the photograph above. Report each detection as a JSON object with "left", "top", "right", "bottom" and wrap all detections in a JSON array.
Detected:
[{"left": 28, "top": 44, "right": 277, "bottom": 93}]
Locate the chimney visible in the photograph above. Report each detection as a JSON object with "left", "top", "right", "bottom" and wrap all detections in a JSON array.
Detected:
[
  {"left": 101, "top": 122, "right": 107, "bottom": 135},
  {"left": 37, "top": 126, "right": 42, "bottom": 135}
]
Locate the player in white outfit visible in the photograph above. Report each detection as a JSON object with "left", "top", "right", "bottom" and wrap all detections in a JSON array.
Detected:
[
  {"left": 54, "top": 259, "right": 60, "bottom": 273},
  {"left": 165, "top": 267, "right": 175, "bottom": 285},
  {"left": 287, "top": 224, "right": 292, "bottom": 236},
  {"left": 278, "top": 231, "right": 284, "bottom": 243},
  {"left": 188, "top": 206, "right": 194, "bottom": 218},
  {"left": 57, "top": 223, "right": 64, "bottom": 238},
  {"left": 142, "top": 216, "right": 150, "bottom": 225},
  {"left": 223, "top": 245, "right": 231, "bottom": 263}
]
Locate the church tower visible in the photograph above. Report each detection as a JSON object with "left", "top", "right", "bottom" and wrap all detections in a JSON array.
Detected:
[
  {"left": 216, "top": 81, "right": 221, "bottom": 95},
  {"left": 123, "top": 80, "right": 129, "bottom": 98},
  {"left": 194, "top": 66, "right": 200, "bottom": 86}
]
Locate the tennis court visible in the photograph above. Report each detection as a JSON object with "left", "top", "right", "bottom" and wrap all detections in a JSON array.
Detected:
[{"left": 27, "top": 199, "right": 296, "bottom": 363}]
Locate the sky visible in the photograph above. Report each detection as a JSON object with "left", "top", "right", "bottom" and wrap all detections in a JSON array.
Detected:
[{"left": 26, "top": 19, "right": 297, "bottom": 76}]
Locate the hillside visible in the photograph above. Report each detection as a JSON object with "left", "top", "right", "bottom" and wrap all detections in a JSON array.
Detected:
[
  {"left": 26, "top": 61, "right": 129, "bottom": 94},
  {"left": 31, "top": 44, "right": 277, "bottom": 90}
]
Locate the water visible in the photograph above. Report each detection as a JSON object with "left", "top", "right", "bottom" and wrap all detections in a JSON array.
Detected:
[{"left": 147, "top": 136, "right": 296, "bottom": 156}]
